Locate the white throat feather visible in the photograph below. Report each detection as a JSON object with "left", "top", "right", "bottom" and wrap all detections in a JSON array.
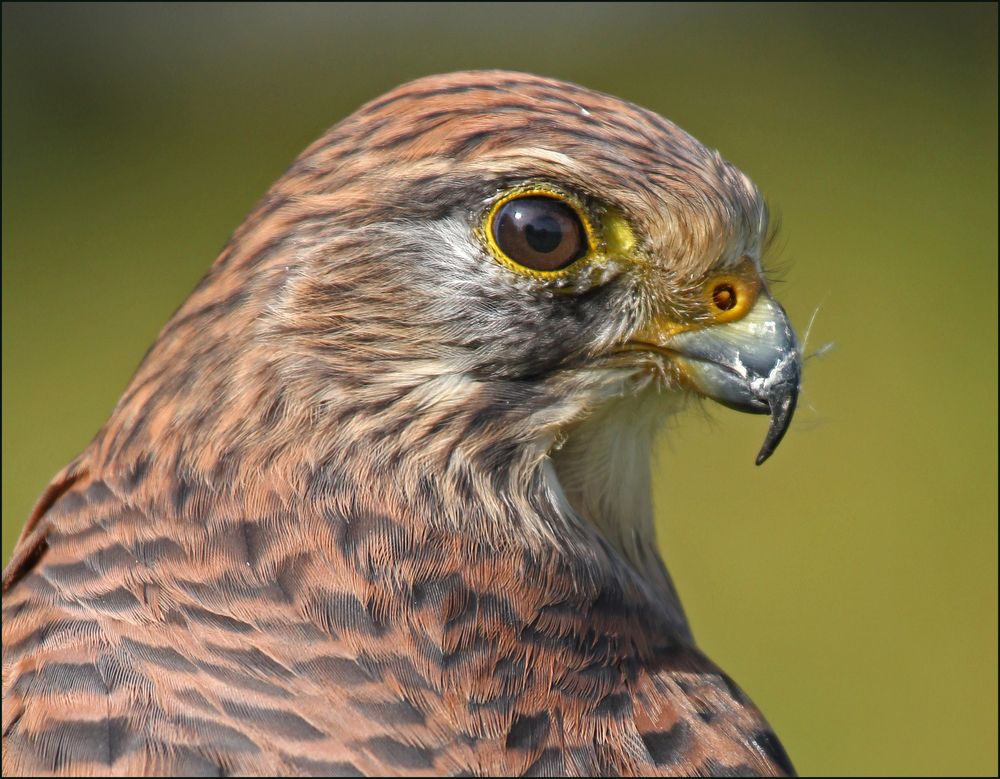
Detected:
[{"left": 547, "top": 386, "right": 689, "bottom": 620}]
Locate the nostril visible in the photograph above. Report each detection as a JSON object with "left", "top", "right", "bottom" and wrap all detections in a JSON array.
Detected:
[{"left": 712, "top": 284, "right": 737, "bottom": 311}]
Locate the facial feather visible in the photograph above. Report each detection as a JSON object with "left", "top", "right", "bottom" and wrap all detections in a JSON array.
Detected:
[{"left": 81, "top": 70, "right": 770, "bottom": 597}]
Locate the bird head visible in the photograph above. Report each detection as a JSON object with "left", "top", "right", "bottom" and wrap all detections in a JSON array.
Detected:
[{"left": 96, "top": 71, "right": 800, "bottom": 589}]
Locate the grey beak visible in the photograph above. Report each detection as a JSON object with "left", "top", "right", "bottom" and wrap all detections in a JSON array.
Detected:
[{"left": 662, "top": 294, "right": 801, "bottom": 465}]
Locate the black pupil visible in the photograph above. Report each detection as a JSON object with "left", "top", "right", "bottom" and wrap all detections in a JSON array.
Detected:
[
  {"left": 492, "top": 196, "right": 585, "bottom": 272},
  {"left": 524, "top": 216, "right": 563, "bottom": 254}
]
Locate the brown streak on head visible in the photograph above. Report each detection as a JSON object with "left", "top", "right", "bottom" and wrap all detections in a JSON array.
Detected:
[{"left": 79, "top": 72, "right": 766, "bottom": 544}]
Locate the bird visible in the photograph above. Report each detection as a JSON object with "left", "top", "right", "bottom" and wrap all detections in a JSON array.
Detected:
[{"left": 2, "top": 70, "right": 801, "bottom": 777}]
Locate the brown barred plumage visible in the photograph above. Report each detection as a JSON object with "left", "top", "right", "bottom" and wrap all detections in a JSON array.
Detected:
[{"left": 3, "top": 71, "right": 798, "bottom": 776}]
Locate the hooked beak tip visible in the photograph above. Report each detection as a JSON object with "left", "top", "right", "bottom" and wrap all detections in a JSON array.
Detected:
[{"left": 754, "top": 370, "right": 800, "bottom": 466}]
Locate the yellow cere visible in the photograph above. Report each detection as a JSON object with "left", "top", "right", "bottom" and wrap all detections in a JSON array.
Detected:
[{"left": 702, "top": 259, "right": 761, "bottom": 325}]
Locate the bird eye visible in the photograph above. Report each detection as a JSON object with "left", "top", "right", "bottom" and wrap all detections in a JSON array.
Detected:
[{"left": 491, "top": 195, "right": 587, "bottom": 272}]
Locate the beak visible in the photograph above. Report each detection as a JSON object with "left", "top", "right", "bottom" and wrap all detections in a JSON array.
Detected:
[{"left": 635, "top": 293, "right": 801, "bottom": 465}]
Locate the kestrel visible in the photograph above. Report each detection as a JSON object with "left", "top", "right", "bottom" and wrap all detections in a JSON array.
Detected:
[{"left": 3, "top": 71, "right": 800, "bottom": 776}]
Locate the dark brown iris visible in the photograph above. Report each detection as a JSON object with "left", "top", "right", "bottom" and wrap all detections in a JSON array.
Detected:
[
  {"left": 492, "top": 196, "right": 586, "bottom": 271},
  {"left": 712, "top": 283, "right": 737, "bottom": 311}
]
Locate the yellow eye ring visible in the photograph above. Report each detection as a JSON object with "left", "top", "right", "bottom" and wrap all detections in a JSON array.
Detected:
[{"left": 483, "top": 188, "right": 598, "bottom": 278}]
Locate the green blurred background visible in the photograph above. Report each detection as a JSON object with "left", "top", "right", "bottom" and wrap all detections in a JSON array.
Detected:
[{"left": 3, "top": 3, "right": 997, "bottom": 775}]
